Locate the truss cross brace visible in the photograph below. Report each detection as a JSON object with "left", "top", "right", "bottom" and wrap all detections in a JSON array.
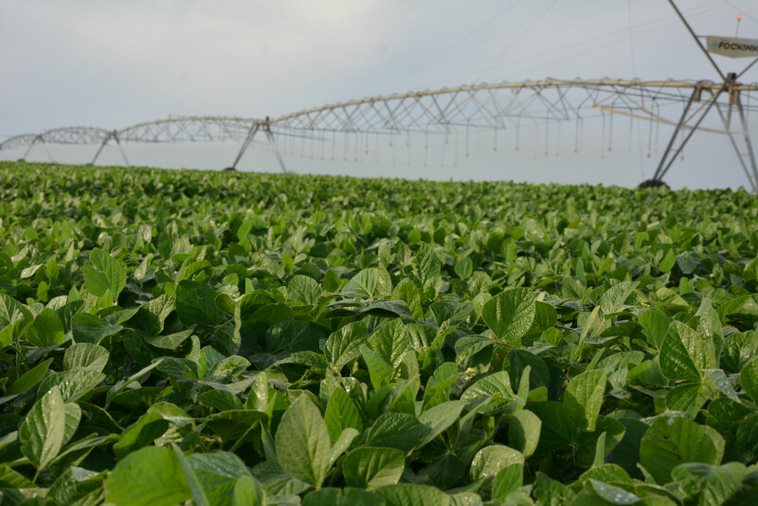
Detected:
[
  {"left": 230, "top": 123, "right": 260, "bottom": 170},
  {"left": 88, "top": 131, "right": 130, "bottom": 167},
  {"left": 655, "top": 86, "right": 724, "bottom": 181},
  {"left": 21, "top": 136, "right": 42, "bottom": 161},
  {"left": 263, "top": 126, "right": 288, "bottom": 173}
]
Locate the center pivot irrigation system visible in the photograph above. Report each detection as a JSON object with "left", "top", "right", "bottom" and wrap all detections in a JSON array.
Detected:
[{"left": 2, "top": 0, "right": 758, "bottom": 192}]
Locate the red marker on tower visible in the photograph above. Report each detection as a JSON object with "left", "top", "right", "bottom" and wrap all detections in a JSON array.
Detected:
[{"left": 736, "top": 14, "right": 743, "bottom": 37}]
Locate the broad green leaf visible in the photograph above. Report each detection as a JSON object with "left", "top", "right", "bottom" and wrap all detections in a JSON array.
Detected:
[
  {"left": 325, "top": 320, "right": 369, "bottom": 370},
  {"left": 63, "top": 342, "right": 109, "bottom": 372},
  {"left": 598, "top": 281, "right": 638, "bottom": 315},
  {"left": 173, "top": 445, "right": 211, "bottom": 506},
  {"left": 176, "top": 280, "right": 225, "bottom": 326},
  {"left": 6, "top": 357, "right": 53, "bottom": 395},
  {"left": 482, "top": 288, "right": 537, "bottom": 343},
  {"left": 329, "top": 428, "right": 359, "bottom": 466},
  {"left": 703, "top": 369, "right": 739, "bottom": 402},
  {"left": 532, "top": 472, "right": 576, "bottom": 505},
  {"left": 413, "top": 242, "right": 442, "bottom": 290},
  {"left": 460, "top": 371, "right": 515, "bottom": 415},
  {"left": 417, "top": 400, "right": 466, "bottom": 448},
  {"left": 671, "top": 462, "right": 745, "bottom": 505},
  {"left": 113, "top": 412, "right": 169, "bottom": 458},
  {"left": 343, "top": 447, "right": 405, "bottom": 489},
  {"left": 392, "top": 278, "right": 423, "bottom": 320},
  {"left": 324, "top": 387, "right": 363, "bottom": 444},
  {"left": 342, "top": 267, "right": 392, "bottom": 300},
  {"left": 364, "top": 412, "right": 431, "bottom": 453},
  {"left": 470, "top": 445, "right": 524, "bottom": 481},
  {"left": 639, "top": 308, "right": 670, "bottom": 349},
  {"left": 588, "top": 479, "right": 640, "bottom": 504},
  {"left": 659, "top": 323, "right": 702, "bottom": 382},
  {"left": 46, "top": 466, "right": 102, "bottom": 506},
  {"left": 0, "top": 294, "right": 33, "bottom": 348},
  {"left": 454, "top": 257, "right": 474, "bottom": 280},
  {"left": 288, "top": 275, "right": 322, "bottom": 306},
  {"left": 232, "top": 475, "right": 266, "bottom": 506},
  {"left": 368, "top": 319, "right": 411, "bottom": 369},
  {"left": 508, "top": 409, "right": 541, "bottom": 457},
  {"left": 72, "top": 312, "right": 123, "bottom": 344},
  {"left": 671, "top": 320, "right": 718, "bottom": 371},
  {"left": 25, "top": 308, "right": 65, "bottom": 347},
  {"left": 38, "top": 368, "right": 106, "bottom": 402},
  {"left": 492, "top": 463, "right": 524, "bottom": 501},
  {"left": 640, "top": 416, "right": 725, "bottom": 483},
  {"left": 145, "top": 329, "right": 194, "bottom": 350},
  {"left": 83, "top": 248, "right": 126, "bottom": 298},
  {"left": 19, "top": 386, "right": 79, "bottom": 470},
  {"left": 275, "top": 395, "right": 332, "bottom": 488},
  {"left": 130, "top": 294, "right": 175, "bottom": 336},
  {"left": 187, "top": 451, "right": 259, "bottom": 506},
  {"left": 527, "top": 301, "right": 558, "bottom": 337},
  {"left": 422, "top": 363, "right": 458, "bottom": 411},
  {"left": 105, "top": 446, "right": 191, "bottom": 506},
  {"left": 361, "top": 345, "right": 395, "bottom": 390},
  {"left": 204, "top": 410, "right": 266, "bottom": 443},
  {"left": 740, "top": 358, "right": 758, "bottom": 403},
  {"left": 564, "top": 368, "right": 608, "bottom": 432},
  {"left": 375, "top": 483, "right": 450, "bottom": 506},
  {"left": 576, "top": 417, "right": 626, "bottom": 469},
  {"left": 267, "top": 320, "right": 324, "bottom": 353},
  {"left": 303, "top": 487, "right": 386, "bottom": 506}
]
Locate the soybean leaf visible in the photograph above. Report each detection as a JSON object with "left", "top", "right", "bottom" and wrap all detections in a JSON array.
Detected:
[
  {"left": 72, "top": 312, "right": 123, "bottom": 344},
  {"left": 0, "top": 294, "right": 33, "bottom": 348},
  {"left": 343, "top": 447, "right": 405, "bottom": 489},
  {"left": 275, "top": 395, "right": 332, "bottom": 488},
  {"left": 640, "top": 416, "right": 725, "bottom": 483},
  {"left": 302, "top": 487, "right": 386, "bottom": 506},
  {"left": 375, "top": 483, "right": 450, "bottom": 506},
  {"left": 417, "top": 400, "right": 466, "bottom": 448},
  {"left": 508, "top": 409, "right": 542, "bottom": 457},
  {"left": 324, "top": 387, "right": 363, "bottom": 444},
  {"left": 470, "top": 445, "right": 525, "bottom": 482},
  {"left": 232, "top": 475, "right": 266, "bottom": 506},
  {"left": 564, "top": 368, "right": 608, "bottom": 432},
  {"left": 461, "top": 371, "right": 515, "bottom": 415},
  {"left": 740, "top": 358, "right": 758, "bottom": 403},
  {"left": 105, "top": 446, "right": 192, "bottom": 506},
  {"left": 25, "top": 308, "right": 65, "bottom": 347},
  {"left": 326, "top": 320, "right": 369, "bottom": 370},
  {"left": 342, "top": 268, "right": 392, "bottom": 300},
  {"left": 176, "top": 280, "right": 225, "bottom": 327},
  {"left": 19, "top": 386, "right": 76, "bottom": 471},
  {"left": 63, "top": 342, "right": 109, "bottom": 372},
  {"left": 482, "top": 288, "right": 537, "bottom": 344},
  {"left": 6, "top": 357, "right": 54, "bottom": 395},
  {"left": 364, "top": 412, "right": 431, "bottom": 453},
  {"left": 598, "top": 281, "right": 638, "bottom": 315},
  {"left": 83, "top": 248, "right": 126, "bottom": 299}
]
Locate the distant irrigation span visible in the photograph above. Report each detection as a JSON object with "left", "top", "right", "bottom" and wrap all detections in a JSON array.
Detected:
[{"left": 2, "top": 78, "right": 758, "bottom": 192}]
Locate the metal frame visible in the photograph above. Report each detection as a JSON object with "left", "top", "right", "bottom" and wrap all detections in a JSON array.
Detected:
[
  {"left": 1, "top": 77, "right": 757, "bottom": 189},
  {"left": 648, "top": 0, "right": 758, "bottom": 191}
]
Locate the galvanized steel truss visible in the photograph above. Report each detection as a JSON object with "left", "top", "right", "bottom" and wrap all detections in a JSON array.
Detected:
[{"left": 2, "top": 79, "right": 758, "bottom": 190}]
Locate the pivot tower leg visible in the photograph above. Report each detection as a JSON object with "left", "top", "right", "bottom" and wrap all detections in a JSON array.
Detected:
[
  {"left": 654, "top": 85, "right": 724, "bottom": 181},
  {"left": 264, "top": 127, "right": 288, "bottom": 173},
  {"left": 229, "top": 123, "right": 259, "bottom": 170}
]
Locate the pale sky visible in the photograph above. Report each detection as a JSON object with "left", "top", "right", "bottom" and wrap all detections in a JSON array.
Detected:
[{"left": 2, "top": 0, "right": 758, "bottom": 190}]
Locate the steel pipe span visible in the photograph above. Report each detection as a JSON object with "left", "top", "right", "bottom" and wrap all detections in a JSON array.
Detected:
[
  {"left": 1, "top": 78, "right": 757, "bottom": 191},
  {"left": 4, "top": 79, "right": 757, "bottom": 151}
]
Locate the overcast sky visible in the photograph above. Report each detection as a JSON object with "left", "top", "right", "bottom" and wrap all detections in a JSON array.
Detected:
[{"left": 2, "top": 0, "right": 758, "bottom": 189}]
